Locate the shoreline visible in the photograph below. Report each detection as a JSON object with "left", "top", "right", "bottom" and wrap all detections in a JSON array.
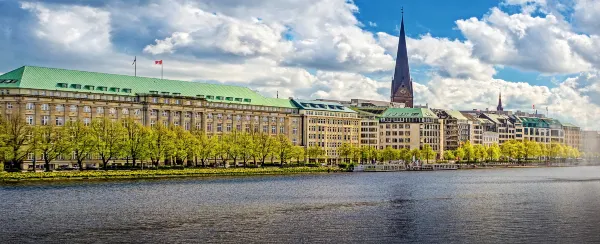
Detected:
[{"left": 0, "top": 167, "right": 340, "bottom": 183}]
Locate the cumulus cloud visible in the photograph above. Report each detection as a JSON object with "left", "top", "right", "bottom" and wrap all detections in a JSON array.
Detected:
[{"left": 3, "top": 0, "right": 600, "bottom": 130}]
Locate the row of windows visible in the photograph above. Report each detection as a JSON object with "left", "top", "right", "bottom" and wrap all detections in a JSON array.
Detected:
[
  {"left": 304, "top": 110, "right": 357, "bottom": 118},
  {"left": 25, "top": 116, "right": 91, "bottom": 126},
  {"left": 309, "top": 118, "right": 360, "bottom": 125}
]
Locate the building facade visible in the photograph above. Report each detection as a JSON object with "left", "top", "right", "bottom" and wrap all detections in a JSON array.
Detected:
[
  {"left": 378, "top": 108, "right": 444, "bottom": 156},
  {"left": 563, "top": 123, "right": 581, "bottom": 150},
  {"left": 292, "top": 99, "right": 361, "bottom": 163}
]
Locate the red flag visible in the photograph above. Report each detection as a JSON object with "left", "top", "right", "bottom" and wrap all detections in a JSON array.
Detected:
[
  {"left": 532, "top": 104, "right": 535, "bottom": 109},
  {"left": 155, "top": 60, "right": 162, "bottom": 65}
]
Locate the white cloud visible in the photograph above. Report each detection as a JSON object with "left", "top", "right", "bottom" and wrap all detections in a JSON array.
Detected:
[
  {"left": 573, "top": 0, "right": 600, "bottom": 35},
  {"left": 20, "top": 1, "right": 112, "bottom": 54},
  {"left": 368, "top": 21, "right": 377, "bottom": 27}
]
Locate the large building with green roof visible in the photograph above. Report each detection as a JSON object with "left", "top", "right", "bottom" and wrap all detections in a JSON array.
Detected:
[{"left": 0, "top": 65, "right": 312, "bottom": 170}]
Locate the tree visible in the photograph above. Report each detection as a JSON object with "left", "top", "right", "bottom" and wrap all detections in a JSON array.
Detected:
[
  {"left": 410, "top": 148, "right": 422, "bottom": 163},
  {"left": 122, "top": 118, "right": 150, "bottom": 167},
  {"left": 91, "top": 118, "right": 126, "bottom": 169},
  {"left": 523, "top": 140, "right": 541, "bottom": 161},
  {"left": 274, "top": 134, "right": 293, "bottom": 165},
  {"left": 2, "top": 115, "right": 34, "bottom": 170},
  {"left": 253, "top": 133, "right": 276, "bottom": 165},
  {"left": 34, "top": 125, "right": 71, "bottom": 171},
  {"left": 65, "top": 121, "right": 95, "bottom": 170},
  {"left": 473, "top": 144, "right": 487, "bottom": 162},
  {"left": 307, "top": 145, "right": 325, "bottom": 164},
  {"left": 462, "top": 141, "right": 475, "bottom": 162},
  {"left": 171, "top": 126, "right": 193, "bottom": 166},
  {"left": 361, "top": 146, "right": 377, "bottom": 163},
  {"left": 338, "top": 143, "right": 353, "bottom": 164},
  {"left": 148, "top": 123, "right": 175, "bottom": 167},
  {"left": 443, "top": 150, "right": 455, "bottom": 161},
  {"left": 237, "top": 132, "right": 254, "bottom": 166},
  {"left": 215, "top": 134, "right": 232, "bottom": 166},
  {"left": 398, "top": 148, "right": 411, "bottom": 163},
  {"left": 421, "top": 144, "right": 436, "bottom": 164},
  {"left": 290, "top": 146, "right": 306, "bottom": 165},
  {"left": 194, "top": 133, "right": 217, "bottom": 167},
  {"left": 487, "top": 143, "right": 501, "bottom": 161},
  {"left": 382, "top": 146, "right": 398, "bottom": 163},
  {"left": 500, "top": 141, "right": 518, "bottom": 162},
  {"left": 455, "top": 147, "right": 465, "bottom": 162}
]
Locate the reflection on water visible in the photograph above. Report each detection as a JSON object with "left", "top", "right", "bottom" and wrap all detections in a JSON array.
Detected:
[{"left": 1, "top": 166, "right": 600, "bottom": 243}]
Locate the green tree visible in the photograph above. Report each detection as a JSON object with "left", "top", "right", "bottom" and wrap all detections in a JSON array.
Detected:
[
  {"left": 237, "top": 132, "right": 254, "bottom": 166},
  {"left": 65, "top": 120, "right": 95, "bottom": 170},
  {"left": 148, "top": 123, "right": 175, "bottom": 167},
  {"left": 473, "top": 144, "right": 487, "bottom": 162},
  {"left": 307, "top": 145, "right": 325, "bottom": 164},
  {"left": 421, "top": 144, "right": 436, "bottom": 164},
  {"left": 91, "top": 118, "right": 126, "bottom": 169},
  {"left": 338, "top": 143, "right": 353, "bottom": 164},
  {"left": 361, "top": 145, "right": 377, "bottom": 163},
  {"left": 382, "top": 146, "right": 398, "bottom": 163},
  {"left": 398, "top": 148, "right": 411, "bottom": 163},
  {"left": 410, "top": 148, "right": 422, "bottom": 162},
  {"left": 171, "top": 126, "right": 194, "bottom": 166},
  {"left": 443, "top": 150, "right": 455, "bottom": 161},
  {"left": 274, "top": 134, "right": 293, "bottom": 165},
  {"left": 253, "top": 133, "right": 276, "bottom": 165},
  {"left": 462, "top": 141, "right": 475, "bottom": 162},
  {"left": 34, "top": 125, "right": 72, "bottom": 171},
  {"left": 122, "top": 118, "right": 151, "bottom": 167},
  {"left": 500, "top": 141, "right": 518, "bottom": 162},
  {"left": 455, "top": 147, "right": 465, "bottom": 162},
  {"left": 487, "top": 143, "right": 501, "bottom": 161},
  {"left": 290, "top": 146, "right": 306, "bottom": 165},
  {"left": 2, "top": 115, "right": 34, "bottom": 170},
  {"left": 215, "top": 134, "right": 232, "bottom": 166},
  {"left": 194, "top": 133, "right": 217, "bottom": 167},
  {"left": 522, "top": 140, "right": 541, "bottom": 161}
]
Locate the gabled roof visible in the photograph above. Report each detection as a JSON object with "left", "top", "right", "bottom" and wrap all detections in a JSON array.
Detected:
[
  {"left": 291, "top": 99, "right": 355, "bottom": 113},
  {"left": 444, "top": 110, "right": 468, "bottom": 120},
  {"left": 0, "top": 66, "right": 297, "bottom": 108},
  {"left": 381, "top": 108, "right": 438, "bottom": 119}
]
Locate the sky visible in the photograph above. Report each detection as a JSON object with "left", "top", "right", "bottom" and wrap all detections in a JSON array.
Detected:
[{"left": 1, "top": 0, "right": 600, "bottom": 129}]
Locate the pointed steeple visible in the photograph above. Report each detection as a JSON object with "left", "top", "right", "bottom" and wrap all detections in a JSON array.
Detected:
[
  {"left": 391, "top": 7, "right": 414, "bottom": 108},
  {"left": 497, "top": 91, "right": 504, "bottom": 111}
]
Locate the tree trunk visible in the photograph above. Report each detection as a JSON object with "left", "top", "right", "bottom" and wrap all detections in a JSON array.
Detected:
[{"left": 44, "top": 157, "right": 51, "bottom": 172}]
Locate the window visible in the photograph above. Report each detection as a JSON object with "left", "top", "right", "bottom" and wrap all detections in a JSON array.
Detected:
[
  {"left": 122, "top": 108, "right": 129, "bottom": 115},
  {"left": 164, "top": 99, "right": 170, "bottom": 104},
  {"left": 236, "top": 124, "right": 242, "bottom": 131},
  {"left": 175, "top": 99, "right": 180, "bottom": 105},
  {"left": 70, "top": 105, "right": 77, "bottom": 112},
  {"left": 26, "top": 103, "right": 34, "bottom": 110},
  {"left": 6, "top": 103, "right": 13, "bottom": 109},
  {"left": 185, "top": 112, "right": 191, "bottom": 118},
  {"left": 263, "top": 117, "right": 268, "bottom": 122},
  {"left": 152, "top": 97, "right": 158, "bottom": 103},
  {"left": 26, "top": 116, "right": 34, "bottom": 125},
  {"left": 245, "top": 124, "right": 250, "bottom": 132},
  {"left": 83, "top": 118, "right": 91, "bottom": 126},
  {"left": 272, "top": 126, "right": 277, "bottom": 134},
  {"left": 40, "top": 104, "right": 49, "bottom": 111},
  {"left": 226, "top": 124, "right": 232, "bottom": 132},
  {"left": 217, "top": 124, "right": 222, "bottom": 132},
  {"left": 263, "top": 125, "right": 268, "bottom": 133},
  {"left": 55, "top": 117, "right": 64, "bottom": 126},
  {"left": 196, "top": 122, "right": 202, "bottom": 130},
  {"left": 227, "top": 114, "right": 232, "bottom": 120},
  {"left": 207, "top": 113, "right": 213, "bottom": 119},
  {"left": 293, "top": 128, "right": 298, "bottom": 135},
  {"left": 41, "top": 116, "right": 49, "bottom": 125},
  {"left": 184, "top": 122, "right": 190, "bottom": 130},
  {"left": 109, "top": 108, "right": 116, "bottom": 115},
  {"left": 83, "top": 106, "right": 91, "bottom": 113},
  {"left": 292, "top": 138, "right": 297, "bottom": 145},
  {"left": 162, "top": 111, "right": 168, "bottom": 117},
  {"left": 279, "top": 118, "right": 285, "bottom": 123},
  {"left": 150, "top": 120, "right": 156, "bottom": 127},
  {"left": 163, "top": 121, "right": 168, "bottom": 127},
  {"left": 174, "top": 111, "right": 181, "bottom": 118},
  {"left": 271, "top": 117, "right": 276, "bottom": 123},
  {"left": 207, "top": 124, "right": 213, "bottom": 132},
  {"left": 174, "top": 121, "right": 180, "bottom": 126},
  {"left": 280, "top": 126, "right": 285, "bottom": 134},
  {"left": 217, "top": 114, "right": 223, "bottom": 119},
  {"left": 245, "top": 115, "right": 251, "bottom": 121}
]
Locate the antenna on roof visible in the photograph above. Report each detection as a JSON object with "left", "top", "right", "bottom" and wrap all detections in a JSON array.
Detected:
[{"left": 277, "top": 90, "right": 279, "bottom": 98}]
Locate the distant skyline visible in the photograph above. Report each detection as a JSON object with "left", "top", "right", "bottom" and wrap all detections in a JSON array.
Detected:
[{"left": 1, "top": 0, "right": 600, "bottom": 129}]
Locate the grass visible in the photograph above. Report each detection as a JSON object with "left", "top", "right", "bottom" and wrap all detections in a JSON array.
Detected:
[{"left": 0, "top": 167, "right": 341, "bottom": 182}]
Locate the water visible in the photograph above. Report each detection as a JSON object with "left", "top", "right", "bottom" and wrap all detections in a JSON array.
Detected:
[{"left": 1, "top": 166, "right": 600, "bottom": 243}]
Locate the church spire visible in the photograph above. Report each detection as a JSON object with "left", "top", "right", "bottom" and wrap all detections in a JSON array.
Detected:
[
  {"left": 497, "top": 91, "right": 504, "bottom": 111},
  {"left": 390, "top": 7, "right": 414, "bottom": 108}
]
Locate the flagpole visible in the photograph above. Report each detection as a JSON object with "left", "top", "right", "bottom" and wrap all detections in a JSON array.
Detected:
[{"left": 135, "top": 56, "right": 137, "bottom": 77}]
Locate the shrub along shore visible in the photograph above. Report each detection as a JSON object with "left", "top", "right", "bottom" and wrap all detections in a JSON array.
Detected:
[{"left": 0, "top": 167, "right": 340, "bottom": 182}]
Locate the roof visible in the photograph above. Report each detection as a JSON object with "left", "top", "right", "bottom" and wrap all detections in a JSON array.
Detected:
[
  {"left": 444, "top": 110, "right": 468, "bottom": 120},
  {"left": 562, "top": 123, "right": 580, "bottom": 128},
  {"left": 381, "top": 108, "right": 438, "bottom": 119},
  {"left": 0, "top": 66, "right": 296, "bottom": 108},
  {"left": 291, "top": 99, "right": 355, "bottom": 113},
  {"left": 518, "top": 116, "right": 549, "bottom": 128}
]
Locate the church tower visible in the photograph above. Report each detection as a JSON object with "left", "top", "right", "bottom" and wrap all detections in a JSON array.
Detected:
[
  {"left": 497, "top": 92, "right": 504, "bottom": 111},
  {"left": 390, "top": 8, "right": 414, "bottom": 108}
]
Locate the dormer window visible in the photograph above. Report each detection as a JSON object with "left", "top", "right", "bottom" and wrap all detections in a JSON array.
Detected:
[
  {"left": 234, "top": 98, "right": 243, "bottom": 102},
  {"left": 172, "top": 92, "right": 181, "bottom": 96},
  {"left": 225, "top": 97, "right": 233, "bottom": 101},
  {"left": 150, "top": 90, "right": 158, "bottom": 95},
  {"left": 206, "top": 95, "right": 215, "bottom": 99},
  {"left": 216, "top": 96, "right": 224, "bottom": 100},
  {"left": 57, "top": 83, "right": 68, "bottom": 88},
  {"left": 122, "top": 88, "right": 132, "bottom": 93},
  {"left": 71, "top": 84, "right": 82, "bottom": 89},
  {"left": 110, "top": 87, "right": 120, "bottom": 92},
  {"left": 196, "top": 95, "right": 205, "bottom": 98},
  {"left": 243, "top": 98, "right": 251, "bottom": 103},
  {"left": 161, "top": 92, "right": 170, "bottom": 95},
  {"left": 84, "top": 85, "right": 95, "bottom": 90},
  {"left": 97, "top": 86, "right": 108, "bottom": 91}
]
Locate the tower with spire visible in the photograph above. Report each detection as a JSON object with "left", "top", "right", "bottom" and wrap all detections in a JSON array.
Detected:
[
  {"left": 497, "top": 92, "right": 504, "bottom": 111},
  {"left": 390, "top": 7, "right": 414, "bottom": 108}
]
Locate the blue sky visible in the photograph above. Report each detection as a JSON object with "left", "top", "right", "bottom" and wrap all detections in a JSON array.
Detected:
[{"left": 1, "top": 0, "right": 600, "bottom": 128}]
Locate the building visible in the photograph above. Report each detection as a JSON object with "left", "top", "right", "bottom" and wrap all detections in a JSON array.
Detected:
[
  {"left": 562, "top": 123, "right": 581, "bottom": 150},
  {"left": 462, "top": 113, "right": 484, "bottom": 145},
  {"left": 482, "top": 131, "right": 500, "bottom": 147},
  {"left": 354, "top": 109, "right": 379, "bottom": 148},
  {"left": 0, "top": 66, "right": 305, "bottom": 170},
  {"left": 378, "top": 108, "right": 444, "bottom": 156},
  {"left": 514, "top": 116, "right": 564, "bottom": 144},
  {"left": 433, "top": 109, "right": 471, "bottom": 150},
  {"left": 479, "top": 113, "right": 515, "bottom": 144},
  {"left": 582, "top": 131, "right": 600, "bottom": 157},
  {"left": 292, "top": 99, "right": 361, "bottom": 163},
  {"left": 390, "top": 12, "right": 414, "bottom": 107}
]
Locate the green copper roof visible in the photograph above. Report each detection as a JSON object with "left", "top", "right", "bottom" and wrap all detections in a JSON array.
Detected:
[
  {"left": 0, "top": 66, "right": 296, "bottom": 108},
  {"left": 381, "top": 108, "right": 438, "bottom": 119},
  {"left": 292, "top": 99, "right": 355, "bottom": 113}
]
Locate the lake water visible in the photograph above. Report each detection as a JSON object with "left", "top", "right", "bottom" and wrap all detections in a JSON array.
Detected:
[{"left": 1, "top": 166, "right": 600, "bottom": 243}]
